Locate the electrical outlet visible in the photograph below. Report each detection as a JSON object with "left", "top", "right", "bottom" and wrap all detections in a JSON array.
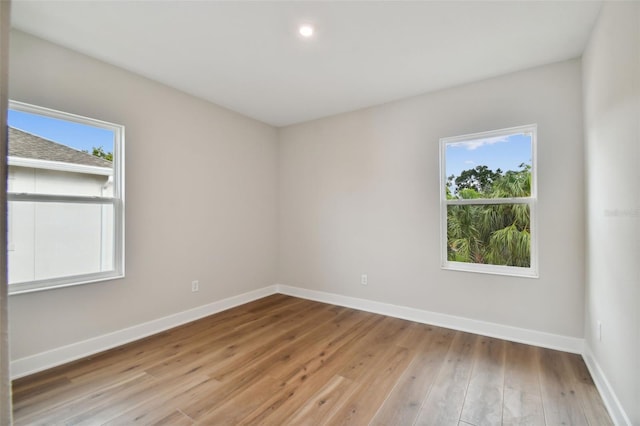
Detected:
[
  {"left": 361, "top": 274, "right": 368, "bottom": 285},
  {"left": 597, "top": 320, "right": 602, "bottom": 341},
  {"left": 191, "top": 280, "right": 199, "bottom": 292}
]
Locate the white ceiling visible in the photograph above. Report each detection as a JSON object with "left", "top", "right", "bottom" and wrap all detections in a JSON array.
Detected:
[{"left": 11, "top": 1, "right": 602, "bottom": 127}]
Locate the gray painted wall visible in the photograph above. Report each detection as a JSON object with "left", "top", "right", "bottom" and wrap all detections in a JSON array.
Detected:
[
  {"left": 8, "top": 30, "right": 279, "bottom": 359},
  {"left": 582, "top": 2, "right": 640, "bottom": 424},
  {"left": 278, "top": 59, "right": 586, "bottom": 338}
]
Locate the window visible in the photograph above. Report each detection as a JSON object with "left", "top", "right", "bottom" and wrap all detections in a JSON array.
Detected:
[
  {"left": 7, "top": 101, "right": 125, "bottom": 294},
  {"left": 440, "top": 124, "right": 537, "bottom": 277}
]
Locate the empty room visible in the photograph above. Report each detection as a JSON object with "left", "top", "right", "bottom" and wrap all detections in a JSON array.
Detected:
[{"left": 0, "top": 1, "right": 638, "bottom": 425}]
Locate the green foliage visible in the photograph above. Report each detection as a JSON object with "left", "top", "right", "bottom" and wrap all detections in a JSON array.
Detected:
[
  {"left": 449, "top": 165, "right": 503, "bottom": 194},
  {"left": 84, "top": 146, "right": 113, "bottom": 162},
  {"left": 446, "top": 164, "right": 531, "bottom": 267}
]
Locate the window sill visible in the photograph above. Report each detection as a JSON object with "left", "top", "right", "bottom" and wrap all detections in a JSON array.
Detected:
[
  {"left": 442, "top": 261, "right": 538, "bottom": 279},
  {"left": 8, "top": 271, "right": 125, "bottom": 295}
]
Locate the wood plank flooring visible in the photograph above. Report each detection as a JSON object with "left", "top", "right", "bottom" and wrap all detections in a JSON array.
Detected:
[{"left": 12, "top": 295, "right": 612, "bottom": 425}]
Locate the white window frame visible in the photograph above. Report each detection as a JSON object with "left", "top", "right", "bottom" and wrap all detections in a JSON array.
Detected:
[
  {"left": 439, "top": 124, "right": 538, "bottom": 278},
  {"left": 7, "top": 100, "right": 125, "bottom": 294}
]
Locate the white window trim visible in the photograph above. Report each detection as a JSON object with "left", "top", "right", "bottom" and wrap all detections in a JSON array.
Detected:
[
  {"left": 439, "top": 124, "right": 538, "bottom": 278},
  {"left": 8, "top": 100, "right": 125, "bottom": 295}
]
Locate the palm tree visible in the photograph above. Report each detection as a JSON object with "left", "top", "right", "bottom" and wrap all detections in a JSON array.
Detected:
[{"left": 447, "top": 164, "right": 531, "bottom": 267}]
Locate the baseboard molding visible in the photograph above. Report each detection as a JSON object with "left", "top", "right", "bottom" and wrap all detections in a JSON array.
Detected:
[
  {"left": 276, "top": 284, "right": 584, "bottom": 354},
  {"left": 13, "top": 283, "right": 627, "bottom": 424},
  {"left": 10, "top": 285, "right": 279, "bottom": 379},
  {"left": 11, "top": 283, "right": 586, "bottom": 380},
  {"left": 582, "top": 345, "right": 632, "bottom": 426}
]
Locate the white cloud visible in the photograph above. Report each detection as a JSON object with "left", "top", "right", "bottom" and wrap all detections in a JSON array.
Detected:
[{"left": 450, "top": 135, "right": 509, "bottom": 151}]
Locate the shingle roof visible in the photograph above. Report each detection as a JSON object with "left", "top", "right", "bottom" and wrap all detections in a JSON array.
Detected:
[{"left": 8, "top": 127, "right": 113, "bottom": 168}]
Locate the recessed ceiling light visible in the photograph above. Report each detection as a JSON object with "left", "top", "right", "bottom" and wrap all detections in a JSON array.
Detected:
[{"left": 299, "top": 24, "right": 314, "bottom": 38}]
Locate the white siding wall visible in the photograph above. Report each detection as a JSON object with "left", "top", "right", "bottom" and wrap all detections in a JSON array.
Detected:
[{"left": 8, "top": 165, "right": 113, "bottom": 284}]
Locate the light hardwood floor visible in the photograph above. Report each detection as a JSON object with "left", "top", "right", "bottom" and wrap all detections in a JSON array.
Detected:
[{"left": 12, "top": 294, "right": 612, "bottom": 425}]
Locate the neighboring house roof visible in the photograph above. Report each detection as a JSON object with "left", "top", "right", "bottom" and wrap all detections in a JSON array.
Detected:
[{"left": 8, "top": 126, "right": 113, "bottom": 168}]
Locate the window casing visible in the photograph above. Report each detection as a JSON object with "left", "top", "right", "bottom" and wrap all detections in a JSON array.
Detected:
[
  {"left": 7, "top": 101, "right": 125, "bottom": 294},
  {"left": 440, "top": 124, "right": 537, "bottom": 278}
]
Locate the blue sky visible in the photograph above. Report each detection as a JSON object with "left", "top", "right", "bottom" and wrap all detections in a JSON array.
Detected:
[
  {"left": 445, "top": 133, "right": 532, "bottom": 181},
  {"left": 8, "top": 109, "right": 114, "bottom": 153}
]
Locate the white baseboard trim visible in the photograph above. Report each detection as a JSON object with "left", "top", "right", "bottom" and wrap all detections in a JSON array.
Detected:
[
  {"left": 13, "top": 283, "right": 627, "bottom": 424},
  {"left": 276, "top": 284, "right": 584, "bottom": 354},
  {"left": 10, "top": 285, "right": 279, "bottom": 379},
  {"left": 582, "top": 345, "right": 632, "bottom": 426},
  {"left": 10, "top": 283, "right": 586, "bottom": 381}
]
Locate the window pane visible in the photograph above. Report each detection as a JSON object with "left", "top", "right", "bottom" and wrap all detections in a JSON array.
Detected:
[
  {"left": 8, "top": 201, "right": 115, "bottom": 284},
  {"left": 446, "top": 204, "right": 530, "bottom": 267},
  {"left": 445, "top": 132, "right": 532, "bottom": 199},
  {"left": 8, "top": 110, "right": 114, "bottom": 197}
]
